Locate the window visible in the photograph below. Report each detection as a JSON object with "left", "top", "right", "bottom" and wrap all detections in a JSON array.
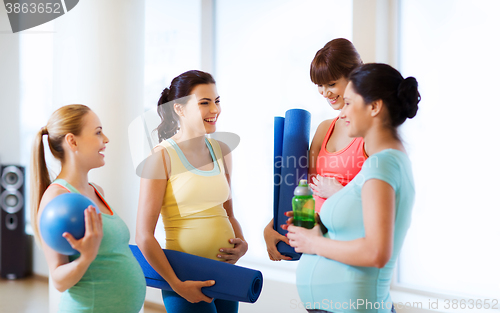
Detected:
[
  {"left": 398, "top": 0, "right": 500, "bottom": 298},
  {"left": 144, "top": 0, "right": 203, "bottom": 246},
  {"left": 215, "top": 0, "right": 353, "bottom": 270},
  {"left": 144, "top": 0, "right": 202, "bottom": 111}
]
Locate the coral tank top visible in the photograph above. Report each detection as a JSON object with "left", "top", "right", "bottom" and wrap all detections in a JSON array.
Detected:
[{"left": 314, "top": 117, "right": 367, "bottom": 212}]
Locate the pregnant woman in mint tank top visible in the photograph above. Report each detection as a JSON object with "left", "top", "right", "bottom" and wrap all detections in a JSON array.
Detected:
[
  {"left": 30, "top": 105, "right": 146, "bottom": 312},
  {"left": 287, "top": 64, "right": 420, "bottom": 313},
  {"left": 136, "top": 70, "right": 247, "bottom": 313}
]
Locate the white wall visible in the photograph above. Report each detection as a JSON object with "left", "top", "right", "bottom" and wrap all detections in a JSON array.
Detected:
[{"left": 0, "top": 6, "right": 20, "bottom": 165}]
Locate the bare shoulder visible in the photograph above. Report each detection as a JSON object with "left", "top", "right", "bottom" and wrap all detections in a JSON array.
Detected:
[
  {"left": 311, "top": 118, "right": 334, "bottom": 145},
  {"left": 214, "top": 139, "right": 232, "bottom": 176},
  {"left": 215, "top": 139, "right": 231, "bottom": 156},
  {"left": 152, "top": 144, "right": 171, "bottom": 161},
  {"left": 90, "top": 183, "right": 105, "bottom": 197},
  {"left": 139, "top": 143, "right": 171, "bottom": 180},
  {"left": 153, "top": 144, "right": 167, "bottom": 153},
  {"left": 38, "top": 184, "right": 69, "bottom": 215},
  {"left": 316, "top": 119, "right": 334, "bottom": 136},
  {"left": 142, "top": 143, "right": 171, "bottom": 167}
]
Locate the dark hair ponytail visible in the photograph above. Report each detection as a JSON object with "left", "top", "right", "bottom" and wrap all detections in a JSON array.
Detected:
[
  {"left": 348, "top": 63, "right": 420, "bottom": 132},
  {"left": 397, "top": 76, "right": 419, "bottom": 121},
  {"left": 156, "top": 70, "right": 216, "bottom": 142},
  {"left": 156, "top": 87, "right": 177, "bottom": 141}
]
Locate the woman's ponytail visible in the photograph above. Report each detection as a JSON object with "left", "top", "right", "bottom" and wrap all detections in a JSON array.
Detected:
[
  {"left": 30, "top": 127, "right": 52, "bottom": 244},
  {"left": 156, "top": 88, "right": 179, "bottom": 141},
  {"left": 397, "top": 77, "right": 420, "bottom": 120}
]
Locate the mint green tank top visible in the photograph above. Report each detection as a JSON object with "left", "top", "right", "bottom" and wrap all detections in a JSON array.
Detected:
[
  {"left": 52, "top": 179, "right": 146, "bottom": 313},
  {"left": 296, "top": 149, "right": 415, "bottom": 313}
]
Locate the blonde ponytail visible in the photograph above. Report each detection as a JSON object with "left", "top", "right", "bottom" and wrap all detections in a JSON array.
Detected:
[
  {"left": 30, "top": 128, "right": 51, "bottom": 244},
  {"left": 29, "top": 104, "right": 91, "bottom": 243}
]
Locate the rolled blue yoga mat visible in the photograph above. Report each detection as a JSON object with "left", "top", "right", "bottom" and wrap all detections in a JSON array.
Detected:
[
  {"left": 273, "top": 116, "right": 285, "bottom": 232},
  {"left": 273, "top": 109, "right": 311, "bottom": 261},
  {"left": 129, "top": 245, "right": 263, "bottom": 303}
]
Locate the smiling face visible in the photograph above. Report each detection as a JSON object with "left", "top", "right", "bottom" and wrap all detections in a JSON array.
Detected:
[
  {"left": 316, "top": 76, "right": 349, "bottom": 111},
  {"left": 178, "top": 83, "right": 221, "bottom": 135},
  {"left": 340, "top": 82, "right": 373, "bottom": 138},
  {"left": 74, "top": 110, "right": 109, "bottom": 169}
]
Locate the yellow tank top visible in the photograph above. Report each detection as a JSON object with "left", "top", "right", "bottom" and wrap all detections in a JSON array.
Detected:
[{"left": 157, "top": 137, "right": 235, "bottom": 260}]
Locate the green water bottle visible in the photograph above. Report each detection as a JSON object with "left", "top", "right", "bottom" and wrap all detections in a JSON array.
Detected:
[{"left": 292, "top": 179, "right": 315, "bottom": 229}]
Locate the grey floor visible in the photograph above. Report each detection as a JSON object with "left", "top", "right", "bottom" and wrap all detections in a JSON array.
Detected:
[{"left": 0, "top": 276, "right": 166, "bottom": 313}]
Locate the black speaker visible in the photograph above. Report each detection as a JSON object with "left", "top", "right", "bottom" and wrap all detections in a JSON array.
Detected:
[{"left": 0, "top": 165, "right": 32, "bottom": 279}]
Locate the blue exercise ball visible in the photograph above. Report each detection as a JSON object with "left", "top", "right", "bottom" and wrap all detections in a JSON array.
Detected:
[{"left": 39, "top": 193, "right": 99, "bottom": 255}]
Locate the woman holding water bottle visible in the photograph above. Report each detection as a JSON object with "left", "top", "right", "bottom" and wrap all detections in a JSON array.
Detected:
[{"left": 287, "top": 63, "right": 420, "bottom": 313}]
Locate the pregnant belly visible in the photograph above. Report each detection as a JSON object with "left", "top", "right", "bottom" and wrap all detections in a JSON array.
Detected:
[
  {"left": 165, "top": 214, "right": 235, "bottom": 260},
  {"left": 296, "top": 254, "right": 387, "bottom": 311}
]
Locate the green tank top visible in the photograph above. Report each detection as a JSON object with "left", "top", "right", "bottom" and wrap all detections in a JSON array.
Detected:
[{"left": 52, "top": 179, "right": 146, "bottom": 313}]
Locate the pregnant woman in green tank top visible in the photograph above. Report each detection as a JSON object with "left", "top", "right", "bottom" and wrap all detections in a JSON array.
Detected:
[{"left": 30, "top": 105, "right": 146, "bottom": 312}]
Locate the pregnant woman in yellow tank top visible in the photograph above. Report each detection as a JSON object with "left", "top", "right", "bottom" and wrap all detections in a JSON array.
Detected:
[{"left": 136, "top": 70, "right": 247, "bottom": 313}]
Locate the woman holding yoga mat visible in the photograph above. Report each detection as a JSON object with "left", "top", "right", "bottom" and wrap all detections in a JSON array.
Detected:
[
  {"left": 265, "top": 38, "right": 368, "bottom": 261},
  {"left": 287, "top": 63, "right": 419, "bottom": 313},
  {"left": 136, "top": 70, "right": 247, "bottom": 312},
  {"left": 30, "top": 105, "right": 146, "bottom": 312}
]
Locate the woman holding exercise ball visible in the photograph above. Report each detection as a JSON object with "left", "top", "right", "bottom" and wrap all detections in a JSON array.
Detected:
[
  {"left": 136, "top": 70, "right": 247, "bottom": 313},
  {"left": 287, "top": 63, "right": 420, "bottom": 313},
  {"left": 264, "top": 38, "right": 368, "bottom": 261},
  {"left": 30, "top": 104, "right": 146, "bottom": 312}
]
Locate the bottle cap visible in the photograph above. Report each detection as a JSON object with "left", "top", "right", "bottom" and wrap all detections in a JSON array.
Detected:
[{"left": 294, "top": 179, "right": 313, "bottom": 196}]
